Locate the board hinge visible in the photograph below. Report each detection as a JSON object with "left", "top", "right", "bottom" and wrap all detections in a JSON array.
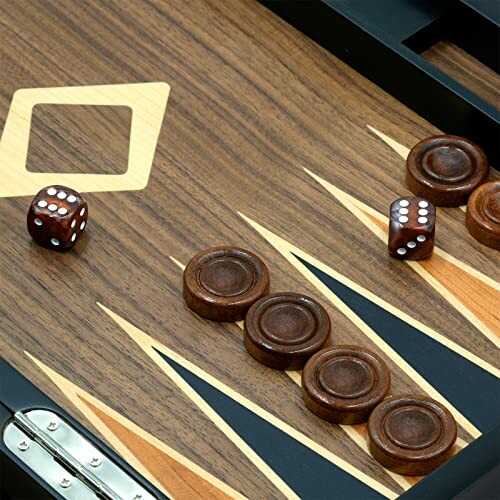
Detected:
[{"left": 2, "top": 409, "right": 156, "bottom": 500}]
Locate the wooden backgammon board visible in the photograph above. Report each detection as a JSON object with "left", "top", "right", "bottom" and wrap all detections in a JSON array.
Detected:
[{"left": 0, "top": 1, "right": 498, "bottom": 499}]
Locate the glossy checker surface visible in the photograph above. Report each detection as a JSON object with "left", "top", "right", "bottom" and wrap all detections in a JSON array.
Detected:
[
  {"left": 302, "top": 346, "right": 391, "bottom": 424},
  {"left": 368, "top": 395, "right": 457, "bottom": 476},
  {"left": 466, "top": 181, "right": 500, "bottom": 250},
  {"left": 0, "top": 2, "right": 498, "bottom": 499},
  {"left": 406, "top": 135, "right": 489, "bottom": 206},
  {"left": 244, "top": 292, "right": 330, "bottom": 370},
  {"left": 183, "top": 246, "right": 270, "bottom": 321}
]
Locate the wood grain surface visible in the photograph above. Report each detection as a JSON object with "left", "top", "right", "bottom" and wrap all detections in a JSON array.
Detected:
[
  {"left": 27, "top": 104, "right": 132, "bottom": 174},
  {"left": 422, "top": 40, "right": 499, "bottom": 109},
  {"left": 0, "top": 1, "right": 498, "bottom": 498}
]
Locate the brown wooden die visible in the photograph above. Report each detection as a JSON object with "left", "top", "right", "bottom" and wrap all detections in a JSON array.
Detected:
[
  {"left": 388, "top": 197, "right": 435, "bottom": 260},
  {"left": 27, "top": 186, "right": 88, "bottom": 251}
]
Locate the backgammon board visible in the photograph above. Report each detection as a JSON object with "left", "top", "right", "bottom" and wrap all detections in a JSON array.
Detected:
[{"left": 0, "top": 1, "right": 498, "bottom": 498}]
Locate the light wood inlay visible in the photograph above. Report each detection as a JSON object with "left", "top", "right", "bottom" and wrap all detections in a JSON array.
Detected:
[
  {"left": 26, "top": 351, "right": 245, "bottom": 500},
  {"left": 239, "top": 213, "right": 479, "bottom": 442},
  {"left": 81, "top": 397, "right": 233, "bottom": 500},
  {"left": 358, "top": 209, "right": 500, "bottom": 345},
  {"left": 1, "top": 2, "right": 497, "bottom": 497},
  {"left": 305, "top": 167, "right": 500, "bottom": 355},
  {"left": 0, "top": 83, "right": 169, "bottom": 198}
]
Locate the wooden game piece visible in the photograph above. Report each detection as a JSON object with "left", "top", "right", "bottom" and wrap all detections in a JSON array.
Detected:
[
  {"left": 244, "top": 293, "right": 330, "bottom": 370},
  {"left": 388, "top": 197, "right": 435, "bottom": 260},
  {"left": 466, "top": 181, "right": 500, "bottom": 250},
  {"left": 27, "top": 185, "right": 88, "bottom": 251},
  {"left": 368, "top": 395, "right": 457, "bottom": 476},
  {"left": 183, "top": 246, "right": 270, "bottom": 321},
  {"left": 301, "top": 345, "right": 391, "bottom": 424},
  {"left": 406, "top": 135, "right": 489, "bottom": 206}
]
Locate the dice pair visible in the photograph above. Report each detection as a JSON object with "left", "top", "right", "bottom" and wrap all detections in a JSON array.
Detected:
[
  {"left": 27, "top": 186, "right": 88, "bottom": 251},
  {"left": 388, "top": 197, "right": 435, "bottom": 260}
]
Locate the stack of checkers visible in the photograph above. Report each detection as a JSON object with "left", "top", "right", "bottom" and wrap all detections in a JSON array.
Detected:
[
  {"left": 406, "top": 135, "right": 499, "bottom": 250},
  {"left": 183, "top": 246, "right": 457, "bottom": 476}
]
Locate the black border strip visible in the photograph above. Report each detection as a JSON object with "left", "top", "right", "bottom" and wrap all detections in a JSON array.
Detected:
[
  {"left": 259, "top": 0, "right": 499, "bottom": 167},
  {"left": 0, "top": 358, "right": 167, "bottom": 499},
  {"left": 401, "top": 424, "right": 500, "bottom": 498}
]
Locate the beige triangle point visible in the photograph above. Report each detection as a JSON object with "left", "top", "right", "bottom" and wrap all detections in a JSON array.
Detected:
[
  {"left": 366, "top": 125, "right": 410, "bottom": 160},
  {"left": 24, "top": 351, "right": 242, "bottom": 500},
  {"left": 304, "top": 169, "right": 500, "bottom": 355},
  {"left": 170, "top": 256, "right": 186, "bottom": 271},
  {"left": 96, "top": 304, "right": 299, "bottom": 500},
  {"left": 80, "top": 396, "right": 233, "bottom": 500},
  {"left": 238, "top": 212, "right": 481, "bottom": 439},
  {"left": 97, "top": 302, "right": 399, "bottom": 499},
  {"left": 303, "top": 168, "right": 388, "bottom": 241}
]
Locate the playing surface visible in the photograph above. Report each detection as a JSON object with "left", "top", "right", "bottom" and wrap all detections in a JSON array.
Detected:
[{"left": 0, "top": 1, "right": 498, "bottom": 498}]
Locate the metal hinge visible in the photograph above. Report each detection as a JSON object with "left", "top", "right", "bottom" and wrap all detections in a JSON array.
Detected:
[{"left": 2, "top": 409, "right": 156, "bottom": 500}]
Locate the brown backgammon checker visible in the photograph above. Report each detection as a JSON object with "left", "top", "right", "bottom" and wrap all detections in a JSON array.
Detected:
[
  {"left": 406, "top": 135, "right": 489, "bottom": 206},
  {"left": 466, "top": 181, "right": 500, "bottom": 250},
  {"left": 244, "top": 293, "right": 331, "bottom": 370},
  {"left": 368, "top": 395, "right": 457, "bottom": 476},
  {"left": 183, "top": 246, "right": 270, "bottom": 321},
  {"left": 301, "top": 345, "right": 391, "bottom": 424}
]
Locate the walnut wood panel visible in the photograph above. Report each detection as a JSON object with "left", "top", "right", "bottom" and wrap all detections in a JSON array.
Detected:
[
  {"left": 27, "top": 104, "right": 132, "bottom": 174},
  {"left": 0, "top": 1, "right": 498, "bottom": 498},
  {"left": 422, "top": 40, "right": 499, "bottom": 109}
]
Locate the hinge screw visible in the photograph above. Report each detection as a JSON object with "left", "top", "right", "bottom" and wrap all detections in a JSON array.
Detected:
[
  {"left": 47, "top": 421, "right": 59, "bottom": 431},
  {"left": 90, "top": 456, "right": 102, "bottom": 467},
  {"left": 59, "top": 478, "right": 72, "bottom": 489},
  {"left": 18, "top": 440, "right": 29, "bottom": 451}
]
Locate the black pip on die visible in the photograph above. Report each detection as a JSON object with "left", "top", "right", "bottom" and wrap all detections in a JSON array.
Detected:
[
  {"left": 27, "top": 186, "right": 88, "bottom": 251},
  {"left": 388, "top": 197, "right": 435, "bottom": 260}
]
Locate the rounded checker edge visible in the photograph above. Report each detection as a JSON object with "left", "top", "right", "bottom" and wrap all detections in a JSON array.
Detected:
[
  {"left": 183, "top": 246, "right": 270, "bottom": 322},
  {"left": 406, "top": 135, "right": 489, "bottom": 207},
  {"left": 302, "top": 345, "right": 390, "bottom": 424},
  {"left": 244, "top": 292, "right": 330, "bottom": 370},
  {"left": 466, "top": 180, "right": 500, "bottom": 250},
  {"left": 368, "top": 394, "right": 457, "bottom": 476}
]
